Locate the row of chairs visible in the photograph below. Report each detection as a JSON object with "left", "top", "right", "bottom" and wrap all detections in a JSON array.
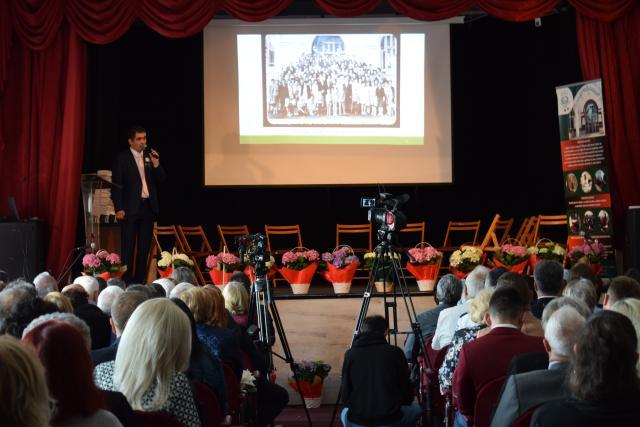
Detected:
[{"left": 145, "top": 214, "right": 567, "bottom": 285}]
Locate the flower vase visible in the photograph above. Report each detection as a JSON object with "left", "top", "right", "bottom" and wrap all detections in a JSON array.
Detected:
[
  {"left": 332, "top": 282, "right": 352, "bottom": 294},
  {"left": 374, "top": 280, "right": 394, "bottom": 293},
  {"left": 157, "top": 266, "right": 173, "bottom": 278},
  {"left": 417, "top": 279, "right": 436, "bottom": 291},
  {"left": 290, "top": 283, "right": 311, "bottom": 294}
]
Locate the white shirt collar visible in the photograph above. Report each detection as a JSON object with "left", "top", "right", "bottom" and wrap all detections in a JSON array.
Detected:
[{"left": 491, "top": 323, "right": 519, "bottom": 330}]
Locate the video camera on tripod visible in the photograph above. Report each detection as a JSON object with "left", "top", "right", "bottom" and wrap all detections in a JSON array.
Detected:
[
  {"left": 237, "top": 233, "right": 270, "bottom": 283},
  {"left": 361, "top": 192, "right": 409, "bottom": 242}
]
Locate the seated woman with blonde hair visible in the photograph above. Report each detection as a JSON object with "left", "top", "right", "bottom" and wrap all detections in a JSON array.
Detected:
[
  {"left": 44, "top": 291, "right": 74, "bottom": 313},
  {"left": 223, "top": 281, "right": 250, "bottom": 327},
  {"left": 0, "top": 335, "right": 51, "bottom": 427},
  {"left": 94, "top": 298, "right": 200, "bottom": 427}
]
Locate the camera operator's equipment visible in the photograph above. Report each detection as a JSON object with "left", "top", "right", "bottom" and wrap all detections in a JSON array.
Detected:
[
  {"left": 237, "top": 233, "right": 313, "bottom": 426},
  {"left": 331, "top": 193, "right": 433, "bottom": 427}
]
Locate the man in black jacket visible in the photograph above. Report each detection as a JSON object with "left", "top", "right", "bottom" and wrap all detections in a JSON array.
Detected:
[
  {"left": 112, "top": 126, "right": 166, "bottom": 283},
  {"left": 340, "top": 315, "right": 421, "bottom": 427}
]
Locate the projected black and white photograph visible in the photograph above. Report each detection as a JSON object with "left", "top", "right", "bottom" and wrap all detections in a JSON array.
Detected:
[{"left": 263, "top": 34, "right": 399, "bottom": 127}]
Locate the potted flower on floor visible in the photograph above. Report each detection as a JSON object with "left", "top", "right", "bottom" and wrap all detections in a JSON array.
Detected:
[
  {"left": 206, "top": 251, "right": 243, "bottom": 288},
  {"left": 320, "top": 246, "right": 360, "bottom": 294},
  {"left": 279, "top": 248, "right": 319, "bottom": 294},
  {"left": 406, "top": 244, "right": 442, "bottom": 291},
  {"left": 493, "top": 243, "right": 529, "bottom": 273},
  {"left": 567, "top": 239, "right": 605, "bottom": 276},
  {"left": 157, "top": 249, "right": 193, "bottom": 278},
  {"left": 82, "top": 249, "right": 126, "bottom": 280},
  {"left": 363, "top": 250, "right": 400, "bottom": 292},
  {"left": 528, "top": 239, "right": 566, "bottom": 270},
  {"left": 288, "top": 360, "right": 332, "bottom": 409}
]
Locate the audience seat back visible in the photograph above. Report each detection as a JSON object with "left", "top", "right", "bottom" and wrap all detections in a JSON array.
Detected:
[
  {"left": 133, "top": 410, "right": 182, "bottom": 427},
  {"left": 192, "top": 379, "right": 222, "bottom": 427},
  {"left": 510, "top": 404, "right": 540, "bottom": 427},
  {"left": 473, "top": 376, "right": 506, "bottom": 427}
]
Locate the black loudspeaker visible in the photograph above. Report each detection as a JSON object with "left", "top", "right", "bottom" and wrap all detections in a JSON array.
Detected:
[
  {"left": 0, "top": 221, "right": 46, "bottom": 282},
  {"left": 625, "top": 206, "right": 640, "bottom": 271}
]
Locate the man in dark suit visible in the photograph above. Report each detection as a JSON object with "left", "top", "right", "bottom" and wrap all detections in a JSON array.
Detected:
[
  {"left": 490, "top": 305, "right": 587, "bottom": 427},
  {"left": 531, "top": 260, "right": 564, "bottom": 319},
  {"left": 112, "top": 126, "right": 166, "bottom": 283},
  {"left": 403, "top": 274, "right": 463, "bottom": 362},
  {"left": 452, "top": 287, "right": 545, "bottom": 426},
  {"left": 92, "top": 286, "right": 148, "bottom": 365}
]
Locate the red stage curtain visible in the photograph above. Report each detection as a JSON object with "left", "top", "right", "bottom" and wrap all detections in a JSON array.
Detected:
[
  {"left": 0, "top": 0, "right": 638, "bottom": 277},
  {"left": 0, "top": 23, "right": 86, "bottom": 278},
  {"left": 576, "top": 3, "right": 640, "bottom": 243}
]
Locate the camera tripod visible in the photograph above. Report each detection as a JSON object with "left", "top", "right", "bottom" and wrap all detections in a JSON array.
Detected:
[
  {"left": 246, "top": 255, "right": 313, "bottom": 426},
  {"left": 329, "top": 234, "right": 434, "bottom": 427}
]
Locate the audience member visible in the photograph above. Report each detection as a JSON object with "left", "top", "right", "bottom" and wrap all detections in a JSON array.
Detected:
[
  {"left": 23, "top": 321, "right": 122, "bottom": 426},
  {"left": 493, "top": 272, "right": 543, "bottom": 337},
  {"left": 0, "top": 335, "right": 51, "bottom": 427},
  {"left": 603, "top": 276, "right": 640, "bottom": 309},
  {"left": 625, "top": 267, "right": 640, "bottom": 284},
  {"left": 439, "top": 287, "right": 494, "bottom": 394},
  {"left": 485, "top": 266, "right": 508, "bottom": 288},
  {"left": 44, "top": 291, "right": 74, "bottom": 313},
  {"left": 170, "top": 282, "right": 195, "bottom": 299},
  {"left": 153, "top": 277, "right": 176, "bottom": 297},
  {"left": 452, "top": 286, "right": 545, "bottom": 425},
  {"left": 1, "top": 297, "right": 59, "bottom": 337},
  {"left": 171, "top": 297, "right": 231, "bottom": 422},
  {"left": 432, "top": 266, "right": 488, "bottom": 350},
  {"left": 610, "top": 298, "right": 640, "bottom": 373},
  {"left": 223, "top": 281, "right": 250, "bottom": 327},
  {"left": 229, "top": 271, "right": 252, "bottom": 291},
  {"left": 64, "top": 284, "right": 111, "bottom": 350},
  {"left": 172, "top": 266, "right": 196, "bottom": 285},
  {"left": 341, "top": 315, "right": 421, "bottom": 427},
  {"left": 531, "top": 260, "right": 564, "bottom": 318},
  {"left": 107, "top": 277, "right": 127, "bottom": 290},
  {"left": 97, "top": 285, "right": 124, "bottom": 316},
  {"left": 94, "top": 299, "right": 201, "bottom": 427},
  {"left": 404, "top": 274, "right": 462, "bottom": 360},
  {"left": 92, "top": 290, "right": 148, "bottom": 366},
  {"left": 149, "top": 282, "right": 166, "bottom": 298},
  {"left": 124, "top": 284, "right": 153, "bottom": 298},
  {"left": 73, "top": 275, "right": 100, "bottom": 303},
  {"left": 563, "top": 278, "right": 597, "bottom": 312},
  {"left": 532, "top": 311, "right": 640, "bottom": 426},
  {"left": 24, "top": 312, "right": 92, "bottom": 349},
  {"left": 96, "top": 276, "right": 108, "bottom": 295},
  {"left": 33, "top": 271, "right": 58, "bottom": 297},
  {"left": 0, "top": 269, "right": 7, "bottom": 290},
  {"left": 181, "top": 287, "right": 243, "bottom": 379},
  {"left": 491, "top": 305, "right": 587, "bottom": 427},
  {"left": 567, "top": 263, "right": 601, "bottom": 303}
]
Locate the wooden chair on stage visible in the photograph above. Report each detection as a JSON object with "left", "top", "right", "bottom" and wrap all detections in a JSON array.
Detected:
[
  {"left": 516, "top": 216, "right": 538, "bottom": 246},
  {"left": 217, "top": 225, "right": 250, "bottom": 253},
  {"left": 336, "top": 223, "right": 372, "bottom": 281},
  {"left": 439, "top": 220, "right": 482, "bottom": 274},
  {"left": 145, "top": 224, "right": 185, "bottom": 283},
  {"left": 178, "top": 225, "right": 214, "bottom": 286},
  {"left": 532, "top": 214, "right": 567, "bottom": 243},
  {"left": 265, "top": 224, "right": 303, "bottom": 256},
  {"left": 399, "top": 221, "right": 426, "bottom": 249},
  {"left": 265, "top": 225, "right": 303, "bottom": 286},
  {"left": 479, "top": 214, "right": 514, "bottom": 252}
]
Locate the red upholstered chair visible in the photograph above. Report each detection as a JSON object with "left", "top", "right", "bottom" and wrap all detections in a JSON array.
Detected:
[
  {"left": 417, "top": 335, "right": 450, "bottom": 419},
  {"left": 223, "top": 363, "right": 242, "bottom": 424},
  {"left": 511, "top": 404, "right": 541, "bottom": 427},
  {"left": 133, "top": 410, "right": 182, "bottom": 427},
  {"left": 473, "top": 376, "right": 506, "bottom": 427},
  {"left": 192, "top": 380, "right": 223, "bottom": 427}
]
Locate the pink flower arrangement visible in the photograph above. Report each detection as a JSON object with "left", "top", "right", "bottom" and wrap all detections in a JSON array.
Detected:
[
  {"left": 282, "top": 249, "right": 320, "bottom": 271},
  {"left": 494, "top": 243, "right": 528, "bottom": 266},
  {"left": 568, "top": 240, "right": 605, "bottom": 264},
  {"left": 408, "top": 246, "right": 442, "bottom": 265},
  {"left": 205, "top": 252, "right": 243, "bottom": 271},
  {"left": 82, "top": 250, "right": 124, "bottom": 274}
]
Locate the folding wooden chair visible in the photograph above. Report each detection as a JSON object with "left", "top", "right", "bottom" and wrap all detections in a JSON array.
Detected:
[
  {"left": 145, "top": 224, "right": 185, "bottom": 282},
  {"left": 399, "top": 221, "right": 426, "bottom": 249},
  {"left": 217, "top": 225, "right": 250, "bottom": 253},
  {"left": 178, "top": 225, "right": 214, "bottom": 286},
  {"left": 517, "top": 216, "right": 539, "bottom": 246},
  {"left": 479, "top": 214, "right": 514, "bottom": 252},
  {"left": 439, "top": 220, "right": 481, "bottom": 273},
  {"left": 532, "top": 214, "right": 567, "bottom": 244},
  {"left": 264, "top": 224, "right": 303, "bottom": 256},
  {"left": 336, "top": 224, "right": 372, "bottom": 281}
]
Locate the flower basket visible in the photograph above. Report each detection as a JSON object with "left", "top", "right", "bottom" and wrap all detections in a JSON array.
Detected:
[
  {"left": 82, "top": 250, "right": 126, "bottom": 279},
  {"left": 158, "top": 248, "right": 193, "bottom": 279},
  {"left": 288, "top": 360, "right": 330, "bottom": 408},
  {"left": 321, "top": 246, "right": 359, "bottom": 294},
  {"left": 450, "top": 267, "right": 470, "bottom": 280},
  {"left": 209, "top": 269, "right": 236, "bottom": 287},
  {"left": 279, "top": 263, "right": 318, "bottom": 294},
  {"left": 406, "top": 263, "right": 439, "bottom": 291},
  {"left": 528, "top": 239, "right": 566, "bottom": 270},
  {"left": 567, "top": 240, "right": 605, "bottom": 275},
  {"left": 157, "top": 266, "right": 173, "bottom": 278},
  {"left": 289, "top": 380, "right": 324, "bottom": 408},
  {"left": 449, "top": 246, "right": 483, "bottom": 277},
  {"left": 374, "top": 280, "right": 394, "bottom": 293},
  {"left": 493, "top": 258, "right": 528, "bottom": 274}
]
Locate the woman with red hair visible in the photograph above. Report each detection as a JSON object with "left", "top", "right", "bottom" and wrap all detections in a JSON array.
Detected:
[{"left": 22, "top": 320, "right": 122, "bottom": 426}]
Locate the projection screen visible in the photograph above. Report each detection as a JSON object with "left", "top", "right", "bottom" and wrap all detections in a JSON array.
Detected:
[{"left": 203, "top": 18, "right": 456, "bottom": 186}]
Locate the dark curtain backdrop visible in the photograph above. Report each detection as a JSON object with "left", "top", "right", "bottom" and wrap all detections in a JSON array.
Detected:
[{"left": 0, "top": 0, "right": 638, "bottom": 278}]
